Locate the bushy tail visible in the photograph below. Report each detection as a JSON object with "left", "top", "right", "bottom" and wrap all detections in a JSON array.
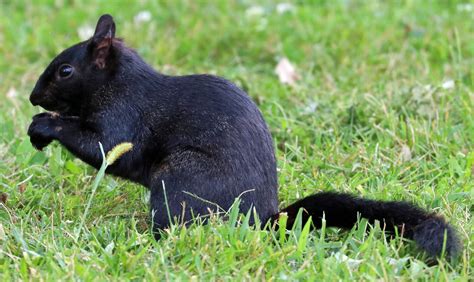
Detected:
[{"left": 272, "top": 192, "right": 461, "bottom": 259}]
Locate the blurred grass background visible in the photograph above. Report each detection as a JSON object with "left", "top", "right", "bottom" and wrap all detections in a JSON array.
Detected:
[{"left": 0, "top": 0, "right": 473, "bottom": 280}]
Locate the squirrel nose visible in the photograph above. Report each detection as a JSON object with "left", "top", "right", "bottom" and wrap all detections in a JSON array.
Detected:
[
  {"left": 30, "top": 79, "right": 46, "bottom": 106},
  {"left": 30, "top": 91, "right": 42, "bottom": 106}
]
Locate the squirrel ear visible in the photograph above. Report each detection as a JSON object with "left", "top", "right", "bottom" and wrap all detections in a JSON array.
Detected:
[{"left": 90, "top": 14, "right": 116, "bottom": 69}]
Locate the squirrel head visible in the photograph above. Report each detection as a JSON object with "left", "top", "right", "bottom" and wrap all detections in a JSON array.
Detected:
[{"left": 30, "top": 14, "right": 118, "bottom": 116}]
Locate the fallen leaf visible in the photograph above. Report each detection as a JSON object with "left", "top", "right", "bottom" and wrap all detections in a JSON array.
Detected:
[
  {"left": 6, "top": 87, "right": 17, "bottom": 98},
  {"left": 19, "top": 183, "right": 26, "bottom": 193},
  {"left": 457, "top": 3, "right": 473, "bottom": 12},
  {"left": 387, "top": 257, "right": 409, "bottom": 271},
  {"left": 104, "top": 241, "right": 115, "bottom": 254},
  {"left": 441, "top": 79, "right": 455, "bottom": 90},
  {"left": 0, "top": 224, "right": 5, "bottom": 240},
  {"left": 303, "top": 102, "right": 318, "bottom": 114},
  {"left": 276, "top": 3, "right": 295, "bottom": 14},
  {"left": 134, "top": 11, "right": 152, "bottom": 24},
  {"left": 29, "top": 267, "right": 38, "bottom": 277},
  {"left": 77, "top": 25, "right": 94, "bottom": 40},
  {"left": 400, "top": 144, "right": 412, "bottom": 162},
  {"left": 6, "top": 87, "right": 20, "bottom": 110},
  {"left": 246, "top": 6, "right": 265, "bottom": 17},
  {"left": 333, "top": 252, "right": 363, "bottom": 269},
  {"left": 275, "top": 57, "right": 300, "bottom": 86},
  {"left": 0, "top": 193, "right": 7, "bottom": 204}
]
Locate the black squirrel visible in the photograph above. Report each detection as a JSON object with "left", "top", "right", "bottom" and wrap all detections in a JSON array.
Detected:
[{"left": 28, "top": 14, "right": 460, "bottom": 259}]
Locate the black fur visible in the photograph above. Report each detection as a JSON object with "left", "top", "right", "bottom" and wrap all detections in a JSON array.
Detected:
[
  {"left": 273, "top": 192, "right": 460, "bottom": 258},
  {"left": 28, "top": 15, "right": 460, "bottom": 259}
]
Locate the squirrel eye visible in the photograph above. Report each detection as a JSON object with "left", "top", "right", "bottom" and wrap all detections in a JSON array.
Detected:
[{"left": 58, "top": 64, "right": 74, "bottom": 78}]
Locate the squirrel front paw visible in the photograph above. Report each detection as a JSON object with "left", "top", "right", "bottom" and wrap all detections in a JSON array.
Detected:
[{"left": 27, "top": 113, "right": 62, "bottom": 150}]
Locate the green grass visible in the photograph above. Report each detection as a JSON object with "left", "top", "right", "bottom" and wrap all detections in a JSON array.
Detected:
[{"left": 1, "top": 0, "right": 473, "bottom": 280}]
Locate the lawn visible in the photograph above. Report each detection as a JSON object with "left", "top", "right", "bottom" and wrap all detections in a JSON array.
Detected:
[{"left": 0, "top": 0, "right": 473, "bottom": 280}]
